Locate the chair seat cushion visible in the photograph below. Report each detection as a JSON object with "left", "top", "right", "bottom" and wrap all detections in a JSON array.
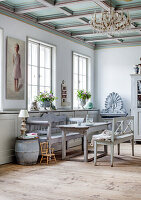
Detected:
[
  {"left": 92, "top": 130, "right": 112, "bottom": 141},
  {"left": 92, "top": 129, "right": 133, "bottom": 142},
  {"left": 39, "top": 132, "right": 82, "bottom": 143}
]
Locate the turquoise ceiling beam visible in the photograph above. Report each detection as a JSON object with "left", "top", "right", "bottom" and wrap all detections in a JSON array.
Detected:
[
  {"left": 1, "top": 0, "right": 141, "bottom": 47},
  {"left": 36, "top": 0, "right": 72, "bottom": 16},
  {"left": 56, "top": 24, "right": 88, "bottom": 31},
  {"left": 38, "top": 4, "right": 141, "bottom": 24},
  {"left": 38, "top": 10, "right": 97, "bottom": 23},
  {"left": 36, "top": 0, "right": 55, "bottom": 7},
  {"left": 86, "top": 34, "right": 141, "bottom": 43},
  {"left": 15, "top": 5, "right": 47, "bottom": 14},
  {"left": 14, "top": 0, "right": 93, "bottom": 14},
  {"left": 91, "top": 0, "right": 110, "bottom": 11},
  {"left": 0, "top": 6, "right": 95, "bottom": 49},
  {"left": 72, "top": 27, "right": 141, "bottom": 37}
]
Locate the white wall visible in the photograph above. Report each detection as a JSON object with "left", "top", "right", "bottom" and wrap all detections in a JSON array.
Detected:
[
  {"left": 95, "top": 46, "right": 141, "bottom": 114},
  {"left": 0, "top": 13, "right": 94, "bottom": 110}
]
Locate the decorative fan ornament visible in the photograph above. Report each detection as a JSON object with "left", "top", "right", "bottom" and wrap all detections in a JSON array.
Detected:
[
  {"left": 101, "top": 92, "right": 128, "bottom": 117},
  {"left": 105, "top": 92, "right": 123, "bottom": 112}
]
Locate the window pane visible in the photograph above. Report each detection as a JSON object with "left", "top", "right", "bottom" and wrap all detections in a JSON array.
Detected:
[
  {"left": 32, "top": 43, "right": 38, "bottom": 66},
  {"left": 73, "top": 74, "right": 78, "bottom": 90},
  {"left": 73, "top": 55, "right": 78, "bottom": 74},
  {"left": 28, "top": 65, "right": 31, "bottom": 85},
  {"left": 32, "top": 86, "right": 37, "bottom": 101},
  {"left": 79, "top": 57, "right": 83, "bottom": 75},
  {"left": 83, "top": 58, "right": 86, "bottom": 76},
  {"left": 45, "top": 86, "right": 50, "bottom": 93},
  {"left": 28, "top": 43, "right": 31, "bottom": 65},
  {"left": 40, "top": 67, "right": 44, "bottom": 86},
  {"left": 40, "top": 86, "right": 50, "bottom": 93},
  {"left": 73, "top": 90, "right": 78, "bottom": 108},
  {"left": 45, "top": 68, "right": 51, "bottom": 87},
  {"left": 28, "top": 86, "right": 31, "bottom": 108},
  {"left": 73, "top": 53, "right": 89, "bottom": 108},
  {"left": 79, "top": 75, "right": 83, "bottom": 90},
  {"left": 32, "top": 66, "right": 38, "bottom": 85},
  {"left": 40, "top": 46, "right": 44, "bottom": 67},
  {"left": 83, "top": 76, "right": 86, "bottom": 90},
  {"left": 45, "top": 47, "right": 51, "bottom": 68},
  {"left": 40, "top": 86, "right": 45, "bottom": 93},
  {"left": 28, "top": 40, "right": 52, "bottom": 110}
]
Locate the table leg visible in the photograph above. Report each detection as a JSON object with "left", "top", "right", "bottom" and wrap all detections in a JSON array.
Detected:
[
  {"left": 104, "top": 145, "right": 108, "bottom": 155},
  {"left": 62, "top": 130, "right": 66, "bottom": 160},
  {"left": 84, "top": 133, "right": 88, "bottom": 162}
]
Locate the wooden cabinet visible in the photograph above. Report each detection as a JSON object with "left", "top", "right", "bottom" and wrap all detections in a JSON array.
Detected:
[
  {"left": 0, "top": 114, "right": 18, "bottom": 165},
  {"left": 131, "top": 74, "right": 141, "bottom": 141}
]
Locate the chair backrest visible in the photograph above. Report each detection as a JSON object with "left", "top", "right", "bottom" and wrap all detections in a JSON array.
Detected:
[
  {"left": 111, "top": 116, "right": 134, "bottom": 142},
  {"left": 40, "top": 142, "right": 49, "bottom": 155},
  {"left": 41, "top": 113, "right": 67, "bottom": 134}
]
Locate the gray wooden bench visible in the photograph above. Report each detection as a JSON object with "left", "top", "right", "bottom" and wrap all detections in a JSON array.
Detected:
[{"left": 26, "top": 113, "right": 84, "bottom": 150}]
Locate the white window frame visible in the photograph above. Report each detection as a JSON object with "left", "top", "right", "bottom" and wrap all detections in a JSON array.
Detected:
[
  {"left": 72, "top": 52, "right": 91, "bottom": 109},
  {"left": 27, "top": 38, "right": 56, "bottom": 109}
]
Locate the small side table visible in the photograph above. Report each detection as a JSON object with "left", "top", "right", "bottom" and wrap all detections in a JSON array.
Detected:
[{"left": 15, "top": 137, "right": 39, "bottom": 165}]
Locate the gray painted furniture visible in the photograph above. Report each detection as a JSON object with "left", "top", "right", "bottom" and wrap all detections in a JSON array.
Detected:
[
  {"left": 131, "top": 74, "right": 141, "bottom": 141},
  {"left": 15, "top": 138, "right": 39, "bottom": 165},
  {"left": 92, "top": 116, "right": 134, "bottom": 167},
  {"left": 0, "top": 109, "right": 99, "bottom": 165},
  {"left": 58, "top": 122, "right": 110, "bottom": 162},
  {"left": 26, "top": 113, "right": 84, "bottom": 149}
]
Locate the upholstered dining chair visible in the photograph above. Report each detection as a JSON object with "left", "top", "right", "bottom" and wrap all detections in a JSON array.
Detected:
[{"left": 92, "top": 116, "right": 134, "bottom": 167}]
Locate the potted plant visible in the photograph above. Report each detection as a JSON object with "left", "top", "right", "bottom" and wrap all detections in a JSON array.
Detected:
[
  {"left": 35, "top": 91, "right": 57, "bottom": 110},
  {"left": 77, "top": 90, "right": 91, "bottom": 108}
]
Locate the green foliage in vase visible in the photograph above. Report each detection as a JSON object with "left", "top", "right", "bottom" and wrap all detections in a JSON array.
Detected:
[
  {"left": 77, "top": 90, "right": 91, "bottom": 100},
  {"left": 35, "top": 91, "right": 58, "bottom": 103}
]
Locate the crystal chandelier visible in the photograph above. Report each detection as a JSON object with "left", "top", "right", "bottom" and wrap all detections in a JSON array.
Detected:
[{"left": 90, "top": 8, "right": 131, "bottom": 34}]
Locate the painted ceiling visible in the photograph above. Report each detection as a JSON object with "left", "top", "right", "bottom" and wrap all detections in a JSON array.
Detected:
[{"left": 0, "top": 0, "right": 141, "bottom": 48}]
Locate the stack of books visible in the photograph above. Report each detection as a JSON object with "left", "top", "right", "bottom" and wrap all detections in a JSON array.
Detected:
[{"left": 25, "top": 133, "right": 38, "bottom": 139}]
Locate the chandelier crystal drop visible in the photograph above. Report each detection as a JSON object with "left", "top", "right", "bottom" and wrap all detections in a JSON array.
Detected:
[{"left": 90, "top": 8, "right": 131, "bottom": 34}]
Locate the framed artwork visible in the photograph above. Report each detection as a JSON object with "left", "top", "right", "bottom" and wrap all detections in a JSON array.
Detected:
[{"left": 6, "top": 37, "right": 25, "bottom": 100}]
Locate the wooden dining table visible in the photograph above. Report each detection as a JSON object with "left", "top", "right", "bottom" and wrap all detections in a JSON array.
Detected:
[{"left": 58, "top": 122, "right": 110, "bottom": 162}]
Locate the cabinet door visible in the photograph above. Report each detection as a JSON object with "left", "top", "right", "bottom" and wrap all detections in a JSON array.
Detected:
[
  {"left": 0, "top": 114, "right": 18, "bottom": 165},
  {"left": 135, "top": 111, "right": 141, "bottom": 141}
]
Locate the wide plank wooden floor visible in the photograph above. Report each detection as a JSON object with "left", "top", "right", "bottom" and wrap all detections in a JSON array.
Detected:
[{"left": 0, "top": 143, "right": 141, "bottom": 200}]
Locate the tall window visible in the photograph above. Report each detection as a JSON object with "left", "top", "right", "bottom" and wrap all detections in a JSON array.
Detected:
[
  {"left": 73, "top": 53, "right": 89, "bottom": 108},
  {"left": 28, "top": 39, "right": 52, "bottom": 108}
]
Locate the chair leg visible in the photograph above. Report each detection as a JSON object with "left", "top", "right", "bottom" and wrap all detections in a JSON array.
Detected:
[
  {"left": 94, "top": 141, "right": 97, "bottom": 166},
  {"left": 40, "top": 156, "right": 43, "bottom": 164},
  {"left": 47, "top": 156, "right": 49, "bottom": 165},
  {"left": 131, "top": 138, "right": 134, "bottom": 156},
  {"left": 54, "top": 155, "right": 56, "bottom": 163},
  {"left": 110, "top": 144, "right": 114, "bottom": 167},
  {"left": 104, "top": 145, "right": 108, "bottom": 155},
  {"left": 117, "top": 144, "right": 120, "bottom": 155}
]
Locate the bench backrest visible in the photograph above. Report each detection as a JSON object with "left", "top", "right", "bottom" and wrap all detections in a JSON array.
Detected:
[{"left": 27, "top": 113, "right": 67, "bottom": 139}]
